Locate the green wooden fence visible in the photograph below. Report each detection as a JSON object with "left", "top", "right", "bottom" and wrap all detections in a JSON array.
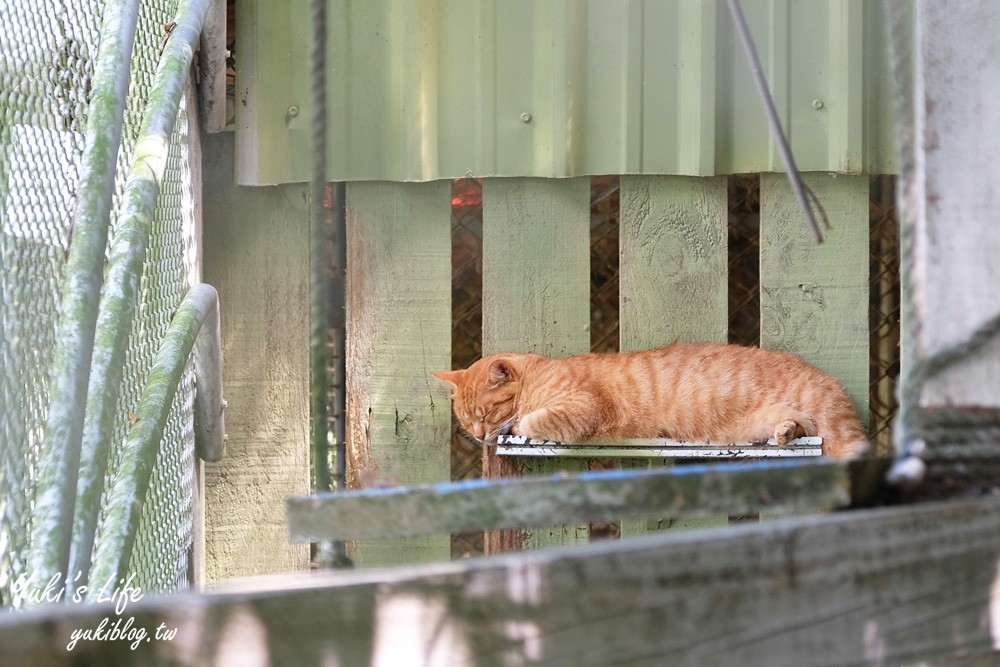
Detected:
[{"left": 341, "top": 172, "right": 869, "bottom": 563}]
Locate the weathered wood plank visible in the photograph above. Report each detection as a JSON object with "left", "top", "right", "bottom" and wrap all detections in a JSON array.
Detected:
[
  {"left": 619, "top": 175, "right": 728, "bottom": 348},
  {"left": 908, "top": 1, "right": 1000, "bottom": 413},
  {"left": 481, "top": 177, "right": 591, "bottom": 551},
  {"left": 286, "top": 459, "right": 848, "bottom": 541},
  {"left": 6, "top": 497, "right": 1000, "bottom": 665},
  {"left": 345, "top": 181, "right": 452, "bottom": 566},
  {"left": 481, "top": 177, "right": 591, "bottom": 356},
  {"left": 760, "top": 173, "right": 869, "bottom": 427},
  {"left": 619, "top": 175, "right": 729, "bottom": 535},
  {"left": 197, "top": 0, "right": 228, "bottom": 133},
  {"left": 201, "top": 132, "right": 310, "bottom": 580}
]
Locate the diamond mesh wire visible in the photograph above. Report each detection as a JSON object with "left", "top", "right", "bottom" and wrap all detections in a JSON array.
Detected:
[
  {"left": 0, "top": 0, "right": 101, "bottom": 603},
  {"left": 869, "top": 176, "right": 900, "bottom": 454},
  {"left": 449, "top": 179, "right": 483, "bottom": 558},
  {"left": 589, "top": 176, "right": 620, "bottom": 355},
  {"left": 728, "top": 175, "right": 761, "bottom": 348},
  {"left": 95, "top": 0, "right": 196, "bottom": 594},
  {"left": 1, "top": 0, "right": 196, "bottom": 603}
]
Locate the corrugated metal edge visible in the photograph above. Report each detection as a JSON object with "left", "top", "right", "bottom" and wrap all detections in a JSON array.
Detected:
[{"left": 236, "top": 0, "right": 897, "bottom": 185}]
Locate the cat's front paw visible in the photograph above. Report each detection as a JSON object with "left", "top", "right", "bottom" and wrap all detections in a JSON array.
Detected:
[{"left": 515, "top": 410, "right": 551, "bottom": 441}]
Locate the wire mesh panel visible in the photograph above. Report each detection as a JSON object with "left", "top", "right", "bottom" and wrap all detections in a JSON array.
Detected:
[
  {"left": 728, "top": 175, "right": 761, "bottom": 348},
  {"left": 0, "top": 0, "right": 101, "bottom": 603},
  {"left": 869, "top": 176, "right": 900, "bottom": 453},
  {"left": 0, "top": 0, "right": 197, "bottom": 603},
  {"left": 98, "top": 0, "right": 197, "bottom": 596}
]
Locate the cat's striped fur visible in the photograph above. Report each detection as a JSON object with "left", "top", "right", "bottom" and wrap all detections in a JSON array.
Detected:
[{"left": 433, "top": 342, "right": 869, "bottom": 459}]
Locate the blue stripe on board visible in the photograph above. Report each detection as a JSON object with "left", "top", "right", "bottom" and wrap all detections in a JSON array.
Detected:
[{"left": 304, "top": 457, "right": 836, "bottom": 501}]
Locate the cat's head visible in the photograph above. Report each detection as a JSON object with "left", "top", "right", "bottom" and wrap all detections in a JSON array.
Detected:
[{"left": 432, "top": 355, "right": 524, "bottom": 443}]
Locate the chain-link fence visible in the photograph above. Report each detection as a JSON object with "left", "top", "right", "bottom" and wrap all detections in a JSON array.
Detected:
[
  {"left": 449, "top": 174, "right": 900, "bottom": 557},
  {"left": 869, "top": 176, "right": 900, "bottom": 451},
  {"left": 0, "top": 0, "right": 197, "bottom": 603}
]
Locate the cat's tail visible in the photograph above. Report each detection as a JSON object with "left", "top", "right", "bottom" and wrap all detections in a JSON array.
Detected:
[
  {"left": 820, "top": 422, "right": 872, "bottom": 459},
  {"left": 816, "top": 412, "right": 874, "bottom": 459},
  {"left": 837, "top": 439, "right": 873, "bottom": 459}
]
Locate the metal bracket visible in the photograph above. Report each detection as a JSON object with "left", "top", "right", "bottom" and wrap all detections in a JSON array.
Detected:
[{"left": 496, "top": 435, "right": 824, "bottom": 458}]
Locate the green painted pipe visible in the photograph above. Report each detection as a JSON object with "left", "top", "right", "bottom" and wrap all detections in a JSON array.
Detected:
[
  {"left": 27, "top": 0, "right": 141, "bottom": 593},
  {"left": 88, "top": 284, "right": 219, "bottom": 593},
  {"left": 64, "top": 0, "right": 214, "bottom": 586}
]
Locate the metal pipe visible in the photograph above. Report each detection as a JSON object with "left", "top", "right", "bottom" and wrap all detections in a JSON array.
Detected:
[
  {"left": 329, "top": 182, "right": 350, "bottom": 567},
  {"left": 309, "top": 0, "right": 332, "bottom": 498},
  {"left": 27, "top": 0, "right": 141, "bottom": 592},
  {"left": 66, "top": 0, "right": 214, "bottom": 585},
  {"left": 194, "top": 296, "right": 226, "bottom": 463},
  {"left": 87, "top": 284, "right": 219, "bottom": 591},
  {"left": 310, "top": 0, "right": 351, "bottom": 568},
  {"left": 331, "top": 182, "right": 348, "bottom": 500},
  {"left": 726, "top": 0, "right": 825, "bottom": 244}
]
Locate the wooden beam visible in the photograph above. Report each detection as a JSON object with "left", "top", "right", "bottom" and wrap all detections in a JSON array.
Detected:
[
  {"left": 201, "top": 132, "right": 310, "bottom": 580},
  {"left": 197, "top": 0, "right": 228, "bottom": 133},
  {"left": 760, "top": 173, "right": 869, "bottom": 427},
  {"left": 287, "top": 459, "right": 848, "bottom": 541},
  {"left": 5, "top": 497, "right": 1000, "bottom": 665},
  {"left": 480, "top": 177, "right": 591, "bottom": 551},
  {"left": 908, "top": 1, "right": 1000, "bottom": 414},
  {"left": 618, "top": 174, "right": 729, "bottom": 535},
  {"left": 345, "top": 181, "right": 452, "bottom": 566}
]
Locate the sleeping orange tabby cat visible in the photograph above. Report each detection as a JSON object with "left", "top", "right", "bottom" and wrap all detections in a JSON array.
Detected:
[{"left": 433, "top": 342, "right": 868, "bottom": 459}]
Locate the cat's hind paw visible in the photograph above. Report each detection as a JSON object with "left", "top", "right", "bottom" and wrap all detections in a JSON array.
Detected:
[{"left": 773, "top": 420, "right": 800, "bottom": 446}]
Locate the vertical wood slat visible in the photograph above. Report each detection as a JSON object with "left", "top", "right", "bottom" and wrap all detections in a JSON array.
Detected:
[
  {"left": 345, "top": 181, "right": 452, "bottom": 566},
  {"left": 909, "top": 1, "right": 1000, "bottom": 413},
  {"left": 481, "top": 177, "right": 590, "bottom": 552},
  {"left": 759, "top": 173, "right": 869, "bottom": 428},
  {"left": 202, "top": 132, "right": 310, "bottom": 580},
  {"left": 619, "top": 175, "right": 729, "bottom": 350},
  {"left": 618, "top": 175, "right": 729, "bottom": 536}
]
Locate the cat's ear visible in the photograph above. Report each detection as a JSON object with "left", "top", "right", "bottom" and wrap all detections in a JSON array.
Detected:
[
  {"left": 487, "top": 359, "right": 514, "bottom": 387},
  {"left": 432, "top": 369, "right": 464, "bottom": 391}
]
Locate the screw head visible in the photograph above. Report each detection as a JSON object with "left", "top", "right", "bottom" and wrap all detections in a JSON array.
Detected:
[
  {"left": 287, "top": 105, "right": 300, "bottom": 117},
  {"left": 812, "top": 99, "right": 824, "bottom": 110},
  {"left": 520, "top": 111, "right": 532, "bottom": 124}
]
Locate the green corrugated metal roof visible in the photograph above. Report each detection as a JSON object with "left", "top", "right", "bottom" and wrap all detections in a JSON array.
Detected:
[{"left": 235, "top": 0, "right": 898, "bottom": 185}]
